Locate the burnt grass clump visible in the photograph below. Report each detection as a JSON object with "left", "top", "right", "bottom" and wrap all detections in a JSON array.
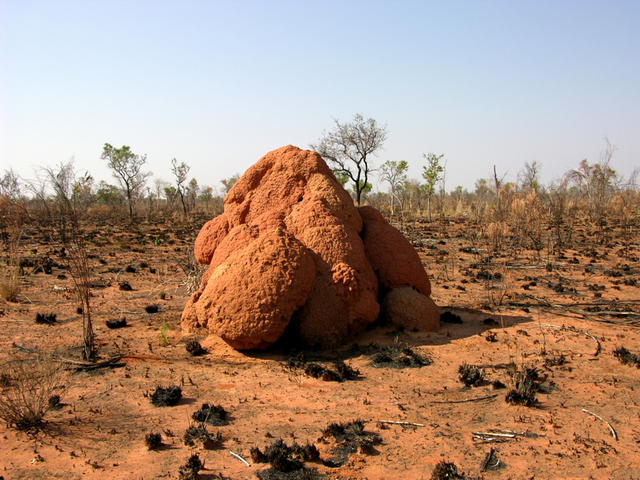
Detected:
[
  {"left": 185, "top": 338, "right": 206, "bottom": 356},
  {"left": 178, "top": 453, "right": 204, "bottom": 480},
  {"left": 458, "top": 363, "right": 485, "bottom": 387},
  {"left": 431, "top": 460, "right": 467, "bottom": 480},
  {"left": 145, "top": 432, "right": 162, "bottom": 450},
  {"left": 35, "top": 313, "right": 57, "bottom": 325},
  {"left": 252, "top": 438, "right": 323, "bottom": 480},
  {"left": 505, "top": 366, "right": 541, "bottom": 406},
  {"left": 440, "top": 311, "right": 463, "bottom": 324},
  {"left": 371, "top": 344, "right": 431, "bottom": 368},
  {"left": 183, "top": 423, "right": 222, "bottom": 449},
  {"left": 286, "top": 355, "right": 360, "bottom": 382},
  {"left": 106, "top": 317, "right": 127, "bottom": 329},
  {"left": 545, "top": 353, "right": 567, "bottom": 367},
  {"left": 145, "top": 304, "right": 159, "bottom": 314},
  {"left": 192, "top": 403, "right": 228, "bottom": 426},
  {"left": 322, "top": 420, "right": 381, "bottom": 465},
  {"left": 613, "top": 346, "right": 640, "bottom": 368},
  {"left": 150, "top": 386, "right": 182, "bottom": 407}
]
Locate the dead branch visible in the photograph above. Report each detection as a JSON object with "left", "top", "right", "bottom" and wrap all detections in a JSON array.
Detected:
[
  {"left": 582, "top": 408, "right": 618, "bottom": 441},
  {"left": 53, "top": 356, "right": 124, "bottom": 371},
  {"left": 373, "top": 420, "right": 424, "bottom": 427},
  {"left": 431, "top": 394, "right": 498, "bottom": 404},
  {"left": 230, "top": 450, "right": 251, "bottom": 466}
]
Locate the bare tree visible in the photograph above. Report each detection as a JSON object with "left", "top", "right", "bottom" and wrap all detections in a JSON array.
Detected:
[
  {"left": 569, "top": 137, "right": 618, "bottom": 239},
  {"left": 518, "top": 161, "right": 542, "bottom": 193},
  {"left": 101, "top": 143, "right": 150, "bottom": 218},
  {"left": 44, "top": 159, "right": 95, "bottom": 359},
  {"left": 379, "top": 160, "right": 408, "bottom": 216},
  {"left": 492, "top": 165, "right": 508, "bottom": 221},
  {"left": 310, "top": 114, "right": 387, "bottom": 205}
]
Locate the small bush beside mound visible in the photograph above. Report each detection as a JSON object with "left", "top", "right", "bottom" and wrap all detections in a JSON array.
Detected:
[
  {"left": 370, "top": 344, "right": 431, "bottom": 368},
  {"left": 285, "top": 355, "right": 360, "bottom": 382},
  {"left": 440, "top": 311, "right": 463, "bottom": 324},
  {"left": 185, "top": 339, "right": 206, "bottom": 356}
]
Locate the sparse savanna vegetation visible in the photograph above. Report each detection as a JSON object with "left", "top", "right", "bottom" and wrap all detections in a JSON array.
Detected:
[{"left": 0, "top": 134, "right": 639, "bottom": 479}]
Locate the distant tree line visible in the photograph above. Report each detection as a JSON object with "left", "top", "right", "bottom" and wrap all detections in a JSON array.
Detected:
[{"left": 0, "top": 128, "right": 638, "bottom": 253}]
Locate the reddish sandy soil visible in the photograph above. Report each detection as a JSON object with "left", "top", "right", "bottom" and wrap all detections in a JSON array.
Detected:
[{"left": 1, "top": 220, "right": 639, "bottom": 480}]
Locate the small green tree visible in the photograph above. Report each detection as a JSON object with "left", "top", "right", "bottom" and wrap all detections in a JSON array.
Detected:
[
  {"left": 333, "top": 171, "right": 350, "bottom": 187},
  {"left": 380, "top": 160, "right": 408, "bottom": 216},
  {"left": 221, "top": 174, "right": 240, "bottom": 194},
  {"left": 421, "top": 153, "right": 444, "bottom": 221},
  {"left": 101, "top": 143, "right": 150, "bottom": 218},
  {"left": 171, "top": 158, "right": 190, "bottom": 216},
  {"left": 186, "top": 178, "right": 199, "bottom": 212}
]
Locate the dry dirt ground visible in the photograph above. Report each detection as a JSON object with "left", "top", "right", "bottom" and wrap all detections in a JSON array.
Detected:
[{"left": 1, "top": 220, "right": 639, "bottom": 480}]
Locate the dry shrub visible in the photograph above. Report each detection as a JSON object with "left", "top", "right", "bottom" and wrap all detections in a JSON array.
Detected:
[
  {"left": 0, "top": 265, "right": 20, "bottom": 302},
  {"left": 0, "top": 229, "right": 22, "bottom": 302},
  {"left": 487, "top": 263, "right": 513, "bottom": 306},
  {"left": 0, "top": 354, "right": 65, "bottom": 430},
  {"left": 484, "top": 221, "right": 509, "bottom": 251}
]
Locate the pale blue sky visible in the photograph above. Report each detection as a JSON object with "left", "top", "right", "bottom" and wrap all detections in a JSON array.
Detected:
[{"left": 1, "top": 0, "right": 638, "bottom": 194}]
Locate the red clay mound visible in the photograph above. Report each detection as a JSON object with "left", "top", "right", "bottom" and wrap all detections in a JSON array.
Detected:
[{"left": 182, "top": 145, "right": 439, "bottom": 349}]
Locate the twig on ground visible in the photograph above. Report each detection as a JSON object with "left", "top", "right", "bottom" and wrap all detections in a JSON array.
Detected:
[
  {"left": 53, "top": 356, "right": 124, "bottom": 371},
  {"left": 566, "top": 326, "right": 601, "bottom": 356},
  {"left": 480, "top": 448, "right": 499, "bottom": 472},
  {"left": 372, "top": 420, "right": 424, "bottom": 427},
  {"left": 431, "top": 394, "right": 498, "bottom": 404},
  {"left": 582, "top": 331, "right": 601, "bottom": 356},
  {"left": 472, "top": 430, "right": 544, "bottom": 443},
  {"left": 582, "top": 409, "right": 618, "bottom": 441},
  {"left": 230, "top": 450, "right": 251, "bottom": 466}
]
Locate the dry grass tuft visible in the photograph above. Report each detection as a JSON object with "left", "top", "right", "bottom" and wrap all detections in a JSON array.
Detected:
[
  {"left": 0, "top": 353, "right": 65, "bottom": 430},
  {"left": 0, "top": 266, "right": 20, "bottom": 302},
  {"left": 0, "top": 229, "right": 22, "bottom": 302}
]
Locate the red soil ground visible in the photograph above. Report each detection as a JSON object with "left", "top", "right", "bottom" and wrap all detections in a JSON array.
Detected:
[{"left": 1, "top": 220, "right": 639, "bottom": 479}]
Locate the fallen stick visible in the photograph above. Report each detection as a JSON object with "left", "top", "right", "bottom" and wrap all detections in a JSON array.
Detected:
[
  {"left": 567, "top": 327, "right": 601, "bottom": 356},
  {"left": 431, "top": 394, "right": 498, "bottom": 404},
  {"left": 582, "top": 331, "right": 601, "bottom": 357},
  {"left": 473, "top": 432, "right": 515, "bottom": 439},
  {"left": 472, "top": 430, "right": 543, "bottom": 441},
  {"left": 582, "top": 409, "right": 618, "bottom": 441},
  {"left": 54, "top": 356, "right": 124, "bottom": 370},
  {"left": 373, "top": 420, "right": 424, "bottom": 427},
  {"left": 480, "top": 448, "right": 499, "bottom": 472},
  {"left": 230, "top": 451, "right": 251, "bottom": 466}
]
